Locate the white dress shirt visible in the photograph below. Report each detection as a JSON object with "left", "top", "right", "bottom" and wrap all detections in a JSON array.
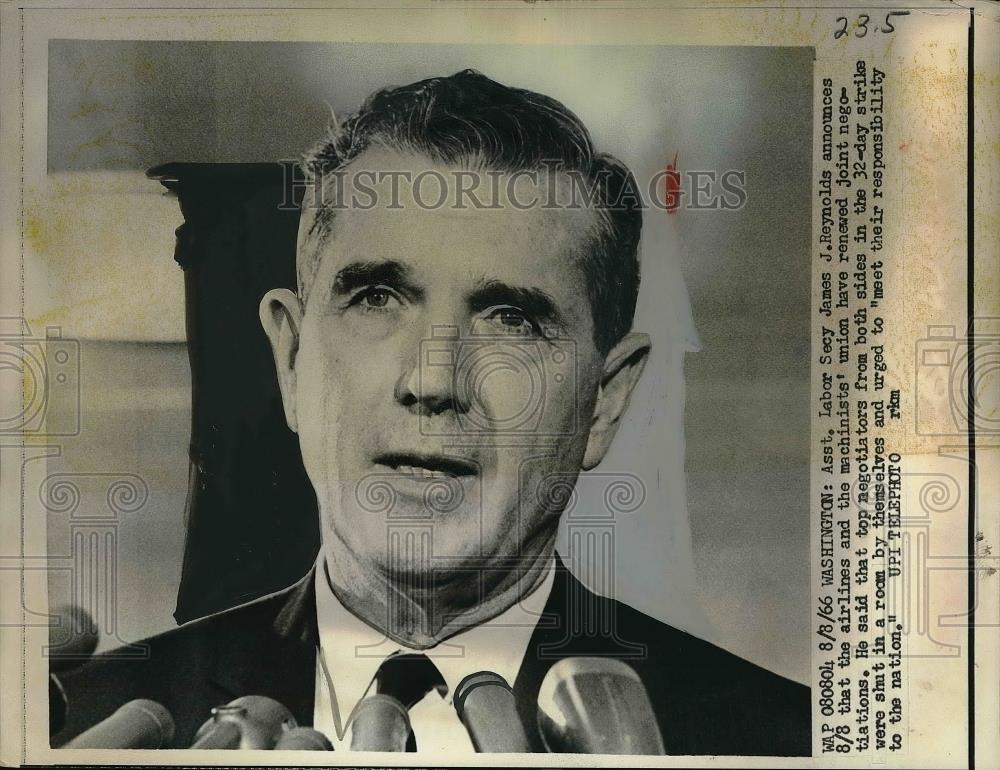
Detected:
[{"left": 312, "top": 557, "right": 555, "bottom": 753}]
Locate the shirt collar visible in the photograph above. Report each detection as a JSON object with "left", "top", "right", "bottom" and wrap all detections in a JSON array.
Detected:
[{"left": 314, "top": 555, "right": 555, "bottom": 723}]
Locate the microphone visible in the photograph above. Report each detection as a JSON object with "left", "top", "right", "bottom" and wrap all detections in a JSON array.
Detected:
[
  {"left": 49, "top": 605, "right": 99, "bottom": 738},
  {"left": 348, "top": 694, "right": 411, "bottom": 751},
  {"left": 274, "top": 726, "right": 334, "bottom": 750},
  {"left": 64, "top": 699, "right": 175, "bottom": 749},
  {"left": 191, "top": 695, "right": 296, "bottom": 749},
  {"left": 536, "top": 658, "right": 665, "bottom": 754},
  {"left": 48, "top": 605, "right": 99, "bottom": 672},
  {"left": 453, "top": 671, "right": 531, "bottom": 752}
]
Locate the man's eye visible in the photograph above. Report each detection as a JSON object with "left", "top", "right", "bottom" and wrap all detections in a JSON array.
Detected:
[
  {"left": 488, "top": 307, "right": 536, "bottom": 335},
  {"left": 350, "top": 286, "right": 400, "bottom": 311},
  {"left": 365, "top": 288, "right": 391, "bottom": 308}
]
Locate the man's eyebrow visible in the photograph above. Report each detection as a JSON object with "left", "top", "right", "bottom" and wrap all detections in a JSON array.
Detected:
[
  {"left": 331, "top": 260, "right": 424, "bottom": 298},
  {"left": 469, "top": 279, "right": 566, "bottom": 327}
]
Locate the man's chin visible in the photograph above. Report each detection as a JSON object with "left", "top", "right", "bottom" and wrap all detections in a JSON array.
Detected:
[{"left": 351, "top": 539, "right": 499, "bottom": 583}]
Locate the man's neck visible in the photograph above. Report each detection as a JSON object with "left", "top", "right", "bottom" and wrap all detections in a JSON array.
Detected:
[{"left": 322, "top": 535, "right": 557, "bottom": 649}]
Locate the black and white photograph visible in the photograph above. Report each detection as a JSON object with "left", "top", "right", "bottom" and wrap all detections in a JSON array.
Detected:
[
  {"left": 1, "top": 3, "right": 995, "bottom": 768},
  {"left": 38, "top": 40, "right": 813, "bottom": 756}
]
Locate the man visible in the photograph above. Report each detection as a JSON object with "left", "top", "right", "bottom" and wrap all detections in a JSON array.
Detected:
[{"left": 53, "top": 70, "right": 809, "bottom": 755}]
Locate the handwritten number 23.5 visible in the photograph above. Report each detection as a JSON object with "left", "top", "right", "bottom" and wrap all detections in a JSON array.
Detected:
[{"left": 834, "top": 12, "right": 907, "bottom": 39}]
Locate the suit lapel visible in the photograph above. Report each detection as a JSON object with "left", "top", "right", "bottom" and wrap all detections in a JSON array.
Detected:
[
  {"left": 206, "top": 566, "right": 319, "bottom": 726},
  {"left": 514, "top": 556, "right": 650, "bottom": 750},
  {"left": 203, "top": 559, "right": 587, "bottom": 742},
  {"left": 202, "top": 559, "right": 644, "bottom": 746},
  {"left": 514, "top": 557, "right": 581, "bottom": 750}
]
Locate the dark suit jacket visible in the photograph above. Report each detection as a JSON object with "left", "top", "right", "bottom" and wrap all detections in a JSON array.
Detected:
[{"left": 53, "top": 560, "right": 810, "bottom": 755}]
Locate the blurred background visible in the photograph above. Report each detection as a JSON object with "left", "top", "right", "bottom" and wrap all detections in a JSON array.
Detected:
[{"left": 34, "top": 42, "right": 812, "bottom": 682}]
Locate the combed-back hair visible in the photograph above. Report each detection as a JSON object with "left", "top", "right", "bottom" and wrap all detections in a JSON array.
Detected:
[{"left": 299, "top": 69, "right": 642, "bottom": 355}]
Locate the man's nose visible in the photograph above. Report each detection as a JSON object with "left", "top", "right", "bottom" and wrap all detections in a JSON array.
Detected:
[{"left": 394, "top": 327, "right": 469, "bottom": 416}]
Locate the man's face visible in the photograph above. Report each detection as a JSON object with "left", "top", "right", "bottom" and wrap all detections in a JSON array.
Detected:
[{"left": 283, "top": 149, "right": 611, "bottom": 583}]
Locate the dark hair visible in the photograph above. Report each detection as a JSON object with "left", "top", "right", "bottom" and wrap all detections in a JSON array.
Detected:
[{"left": 299, "top": 69, "right": 641, "bottom": 355}]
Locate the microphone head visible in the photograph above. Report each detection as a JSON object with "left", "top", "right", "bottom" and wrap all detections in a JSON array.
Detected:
[
  {"left": 453, "top": 671, "right": 513, "bottom": 716},
  {"left": 274, "top": 726, "right": 334, "bottom": 751},
  {"left": 127, "top": 699, "right": 176, "bottom": 747},
  {"left": 48, "top": 605, "right": 99, "bottom": 672},
  {"left": 537, "top": 657, "right": 665, "bottom": 755},
  {"left": 453, "top": 671, "right": 531, "bottom": 753},
  {"left": 65, "top": 698, "right": 175, "bottom": 749},
  {"left": 191, "top": 717, "right": 242, "bottom": 750},
  {"left": 214, "top": 695, "right": 297, "bottom": 749},
  {"left": 348, "top": 694, "right": 411, "bottom": 752}
]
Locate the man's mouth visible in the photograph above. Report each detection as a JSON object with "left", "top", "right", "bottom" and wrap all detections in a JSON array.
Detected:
[{"left": 374, "top": 452, "right": 479, "bottom": 479}]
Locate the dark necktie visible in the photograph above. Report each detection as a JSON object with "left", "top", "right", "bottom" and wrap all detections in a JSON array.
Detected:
[{"left": 374, "top": 653, "right": 448, "bottom": 751}]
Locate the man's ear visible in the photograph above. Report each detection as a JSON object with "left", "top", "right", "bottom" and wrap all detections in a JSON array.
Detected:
[
  {"left": 259, "top": 288, "right": 304, "bottom": 433},
  {"left": 582, "top": 332, "right": 651, "bottom": 470}
]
